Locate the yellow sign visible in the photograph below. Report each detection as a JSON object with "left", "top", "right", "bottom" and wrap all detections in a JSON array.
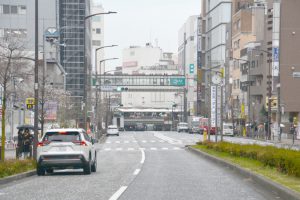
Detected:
[
  {"left": 26, "top": 98, "right": 35, "bottom": 110},
  {"left": 265, "top": 96, "right": 277, "bottom": 109},
  {"left": 241, "top": 103, "right": 245, "bottom": 118}
]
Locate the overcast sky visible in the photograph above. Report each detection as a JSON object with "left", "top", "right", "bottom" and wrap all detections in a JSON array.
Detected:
[{"left": 95, "top": 0, "right": 201, "bottom": 69}]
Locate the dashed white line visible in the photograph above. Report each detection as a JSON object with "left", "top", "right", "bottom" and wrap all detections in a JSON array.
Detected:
[
  {"left": 150, "top": 147, "right": 157, "bottom": 150},
  {"left": 173, "top": 147, "right": 181, "bottom": 150},
  {"left": 104, "top": 148, "right": 111, "bottom": 151},
  {"left": 133, "top": 169, "right": 141, "bottom": 175},
  {"left": 161, "top": 147, "right": 168, "bottom": 150},
  {"left": 150, "top": 140, "right": 156, "bottom": 143},
  {"left": 116, "top": 148, "right": 123, "bottom": 151},
  {"left": 128, "top": 148, "right": 134, "bottom": 151},
  {"left": 115, "top": 141, "right": 120, "bottom": 144},
  {"left": 124, "top": 141, "right": 129, "bottom": 143},
  {"left": 142, "top": 140, "right": 147, "bottom": 143},
  {"left": 106, "top": 141, "right": 111, "bottom": 144},
  {"left": 140, "top": 148, "right": 145, "bottom": 164},
  {"left": 109, "top": 186, "right": 128, "bottom": 200},
  {"left": 132, "top": 140, "right": 138, "bottom": 143}
]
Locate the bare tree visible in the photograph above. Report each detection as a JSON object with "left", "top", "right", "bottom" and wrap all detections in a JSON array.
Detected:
[{"left": 0, "top": 36, "right": 30, "bottom": 161}]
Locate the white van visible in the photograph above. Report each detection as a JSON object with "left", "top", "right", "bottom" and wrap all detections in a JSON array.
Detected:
[{"left": 223, "top": 123, "right": 234, "bottom": 136}]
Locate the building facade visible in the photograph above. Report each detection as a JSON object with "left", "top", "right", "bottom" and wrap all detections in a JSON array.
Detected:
[
  {"left": 121, "top": 44, "right": 181, "bottom": 109},
  {"left": 178, "top": 15, "right": 201, "bottom": 117}
]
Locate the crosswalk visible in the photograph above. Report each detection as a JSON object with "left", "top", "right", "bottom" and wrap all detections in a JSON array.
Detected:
[
  {"left": 104, "top": 139, "right": 199, "bottom": 144},
  {"left": 100, "top": 147, "right": 184, "bottom": 152}
]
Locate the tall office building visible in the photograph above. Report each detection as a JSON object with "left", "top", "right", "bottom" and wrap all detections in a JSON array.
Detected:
[{"left": 59, "top": 0, "right": 91, "bottom": 98}]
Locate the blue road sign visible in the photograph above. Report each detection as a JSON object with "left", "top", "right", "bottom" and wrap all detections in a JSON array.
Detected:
[{"left": 273, "top": 47, "right": 279, "bottom": 62}]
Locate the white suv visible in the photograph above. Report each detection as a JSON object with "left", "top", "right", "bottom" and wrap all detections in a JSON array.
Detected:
[{"left": 37, "top": 128, "right": 97, "bottom": 176}]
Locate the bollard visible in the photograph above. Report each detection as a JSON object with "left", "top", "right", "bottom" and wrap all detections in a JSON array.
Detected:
[
  {"left": 203, "top": 128, "right": 208, "bottom": 142},
  {"left": 243, "top": 127, "right": 246, "bottom": 137}
]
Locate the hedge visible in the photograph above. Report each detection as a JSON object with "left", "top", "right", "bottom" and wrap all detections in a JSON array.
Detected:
[
  {"left": 197, "top": 141, "right": 300, "bottom": 178},
  {"left": 0, "top": 159, "right": 36, "bottom": 178}
]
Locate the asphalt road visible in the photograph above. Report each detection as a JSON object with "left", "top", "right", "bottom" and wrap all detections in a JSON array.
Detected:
[{"left": 0, "top": 131, "right": 281, "bottom": 200}]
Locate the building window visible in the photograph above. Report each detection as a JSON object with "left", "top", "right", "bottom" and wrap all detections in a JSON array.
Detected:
[
  {"left": 96, "top": 28, "right": 101, "bottom": 34},
  {"left": 3, "top": 5, "right": 10, "bottom": 14},
  {"left": 18, "top": 5, "right": 26, "bottom": 14},
  {"left": 10, "top": 5, "right": 18, "bottom": 14},
  {"left": 92, "top": 40, "right": 101, "bottom": 46}
]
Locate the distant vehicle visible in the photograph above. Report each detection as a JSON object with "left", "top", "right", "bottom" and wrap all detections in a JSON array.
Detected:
[
  {"left": 37, "top": 128, "right": 97, "bottom": 176},
  {"left": 222, "top": 123, "right": 234, "bottom": 136},
  {"left": 136, "top": 123, "right": 146, "bottom": 131},
  {"left": 107, "top": 125, "right": 120, "bottom": 136},
  {"left": 199, "top": 118, "right": 216, "bottom": 135},
  {"left": 188, "top": 116, "right": 202, "bottom": 134},
  {"left": 177, "top": 122, "right": 189, "bottom": 132}
]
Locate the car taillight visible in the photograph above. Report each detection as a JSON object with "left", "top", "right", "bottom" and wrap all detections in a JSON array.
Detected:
[
  {"left": 72, "top": 141, "right": 87, "bottom": 146},
  {"left": 38, "top": 141, "right": 50, "bottom": 147}
]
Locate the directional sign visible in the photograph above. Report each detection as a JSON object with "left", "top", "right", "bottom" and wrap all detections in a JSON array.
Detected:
[
  {"left": 101, "top": 86, "right": 116, "bottom": 91},
  {"left": 273, "top": 47, "right": 279, "bottom": 62},
  {"left": 170, "top": 78, "right": 186, "bottom": 86}
]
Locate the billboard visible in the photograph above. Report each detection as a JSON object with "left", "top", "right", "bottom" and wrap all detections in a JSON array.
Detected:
[{"left": 44, "top": 101, "right": 58, "bottom": 121}]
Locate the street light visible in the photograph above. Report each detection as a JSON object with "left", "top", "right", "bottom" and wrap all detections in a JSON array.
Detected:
[
  {"left": 96, "top": 58, "right": 119, "bottom": 132},
  {"left": 83, "top": 11, "right": 117, "bottom": 131}
]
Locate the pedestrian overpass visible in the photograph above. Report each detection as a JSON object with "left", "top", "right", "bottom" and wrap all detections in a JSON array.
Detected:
[{"left": 92, "top": 74, "right": 186, "bottom": 92}]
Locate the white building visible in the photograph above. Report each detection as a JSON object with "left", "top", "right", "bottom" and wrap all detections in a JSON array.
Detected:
[
  {"left": 121, "top": 44, "right": 181, "bottom": 109},
  {"left": 178, "top": 15, "right": 200, "bottom": 116},
  {"left": 91, "top": 2, "right": 104, "bottom": 73}
]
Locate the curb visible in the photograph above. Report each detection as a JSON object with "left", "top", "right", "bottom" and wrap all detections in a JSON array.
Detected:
[
  {"left": 0, "top": 170, "right": 36, "bottom": 186},
  {"left": 187, "top": 146, "right": 300, "bottom": 200}
]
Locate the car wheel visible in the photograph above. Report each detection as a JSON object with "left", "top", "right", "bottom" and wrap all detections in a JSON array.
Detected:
[
  {"left": 84, "top": 159, "right": 92, "bottom": 175},
  {"left": 91, "top": 153, "right": 97, "bottom": 172},
  {"left": 37, "top": 166, "right": 45, "bottom": 176},
  {"left": 46, "top": 169, "right": 54, "bottom": 174}
]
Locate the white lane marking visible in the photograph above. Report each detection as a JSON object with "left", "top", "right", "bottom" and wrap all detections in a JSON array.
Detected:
[
  {"left": 132, "top": 140, "right": 138, "bottom": 143},
  {"left": 173, "top": 147, "right": 181, "bottom": 150},
  {"left": 142, "top": 140, "right": 147, "bottom": 143},
  {"left": 150, "top": 147, "right": 157, "bottom": 151},
  {"left": 128, "top": 148, "right": 134, "bottom": 151},
  {"left": 104, "top": 148, "right": 111, "bottom": 151},
  {"left": 159, "top": 140, "right": 164, "bottom": 143},
  {"left": 133, "top": 169, "right": 141, "bottom": 175},
  {"left": 116, "top": 148, "right": 123, "bottom": 151},
  {"left": 124, "top": 140, "right": 129, "bottom": 143},
  {"left": 106, "top": 141, "right": 111, "bottom": 144},
  {"left": 140, "top": 148, "right": 145, "bottom": 164},
  {"left": 109, "top": 186, "right": 128, "bottom": 200},
  {"left": 115, "top": 141, "right": 120, "bottom": 144},
  {"left": 161, "top": 147, "right": 168, "bottom": 150},
  {"left": 154, "top": 132, "right": 182, "bottom": 145},
  {"left": 150, "top": 140, "right": 156, "bottom": 143}
]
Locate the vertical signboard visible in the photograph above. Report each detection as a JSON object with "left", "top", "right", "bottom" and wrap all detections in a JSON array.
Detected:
[{"left": 211, "top": 86, "right": 216, "bottom": 127}]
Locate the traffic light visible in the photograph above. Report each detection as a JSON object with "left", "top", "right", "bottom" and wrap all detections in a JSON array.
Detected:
[{"left": 117, "top": 87, "right": 129, "bottom": 92}]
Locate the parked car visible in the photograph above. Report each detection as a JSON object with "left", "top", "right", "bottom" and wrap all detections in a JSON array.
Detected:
[
  {"left": 107, "top": 125, "right": 120, "bottom": 136},
  {"left": 177, "top": 122, "right": 189, "bottom": 132},
  {"left": 37, "top": 128, "right": 97, "bottom": 176},
  {"left": 222, "top": 123, "right": 234, "bottom": 136}
]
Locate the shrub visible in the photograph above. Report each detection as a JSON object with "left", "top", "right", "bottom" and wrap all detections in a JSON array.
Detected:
[
  {"left": 0, "top": 159, "right": 36, "bottom": 178},
  {"left": 198, "top": 142, "right": 300, "bottom": 177}
]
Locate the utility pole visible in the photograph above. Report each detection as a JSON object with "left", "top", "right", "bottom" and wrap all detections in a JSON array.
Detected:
[
  {"left": 33, "top": 0, "right": 39, "bottom": 159},
  {"left": 183, "top": 32, "right": 188, "bottom": 122},
  {"left": 267, "top": 56, "right": 272, "bottom": 140}
]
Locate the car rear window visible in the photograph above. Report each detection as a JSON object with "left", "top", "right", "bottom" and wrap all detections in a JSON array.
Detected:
[{"left": 43, "top": 131, "right": 81, "bottom": 142}]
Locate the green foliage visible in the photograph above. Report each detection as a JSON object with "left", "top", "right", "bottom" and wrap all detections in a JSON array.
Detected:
[
  {"left": 196, "top": 141, "right": 300, "bottom": 178},
  {"left": 0, "top": 159, "right": 36, "bottom": 178}
]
